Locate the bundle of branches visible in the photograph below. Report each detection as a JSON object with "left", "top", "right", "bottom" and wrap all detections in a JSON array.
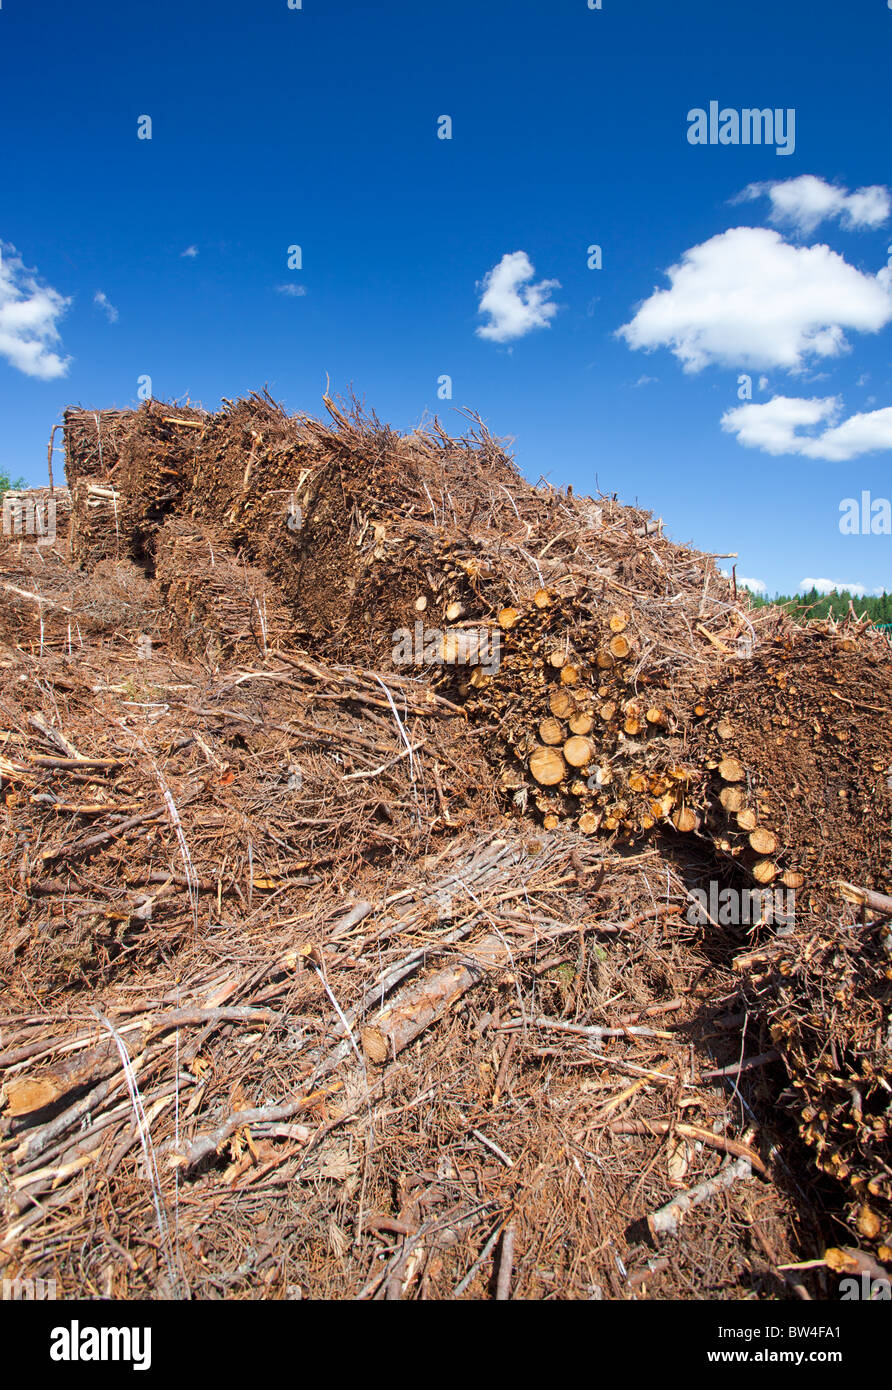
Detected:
[
  {"left": 153, "top": 517, "right": 293, "bottom": 664},
  {"left": 62, "top": 409, "right": 135, "bottom": 487},
  {"left": 66, "top": 404, "right": 206, "bottom": 566},
  {"left": 69, "top": 478, "right": 124, "bottom": 567},
  {"left": 735, "top": 900, "right": 892, "bottom": 1258},
  {"left": 114, "top": 403, "right": 206, "bottom": 554},
  {"left": 1, "top": 825, "right": 795, "bottom": 1301},
  {"left": 181, "top": 392, "right": 523, "bottom": 660}
]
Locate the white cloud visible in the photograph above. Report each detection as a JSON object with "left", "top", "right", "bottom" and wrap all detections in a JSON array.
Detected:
[
  {"left": 721, "top": 395, "right": 892, "bottom": 461},
  {"left": 618, "top": 227, "right": 892, "bottom": 373},
  {"left": 276, "top": 283, "right": 306, "bottom": 297},
  {"left": 758, "top": 375, "right": 769, "bottom": 392},
  {"left": 93, "top": 290, "right": 119, "bottom": 323},
  {"left": 180, "top": 245, "right": 199, "bottom": 258},
  {"left": 812, "top": 405, "right": 892, "bottom": 460},
  {"left": 738, "top": 175, "right": 891, "bottom": 235},
  {"left": 632, "top": 374, "right": 658, "bottom": 387},
  {"left": 0, "top": 242, "right": 71, "bottom": 380},
  {"left": 799, "top": 577, "right": 871, "bottom": 597},
  {"left": 476, "top": 251, "right": 560, "bottom": 343},
  {"left": 722, "top": 395, "right": 838, "bottom": 453}
]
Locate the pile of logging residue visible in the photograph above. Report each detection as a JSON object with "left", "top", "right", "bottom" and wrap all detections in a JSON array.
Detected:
[{"left": 0, "top": 392, "right": 889, "bottom": 1300}]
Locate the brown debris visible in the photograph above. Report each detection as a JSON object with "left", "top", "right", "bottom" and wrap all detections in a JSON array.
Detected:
[{"left": 0, "top": 389, "right": 889, "bottom": 1300}]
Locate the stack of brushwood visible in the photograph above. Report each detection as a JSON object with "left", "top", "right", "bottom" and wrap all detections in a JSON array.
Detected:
[
  {"left": 66, "top": 402, "right": 206, "bottom": 567},
  {"left": 65, "top": 407, "right": 136, "bottom": 566},
  {"left": 1, "top": 487, "right": 71, "bottom": 546},
  {"left": 62, "top": 408, "right": 140, "bottom": 485},
  {"left": 154, "top": 517, "right": 292, "bottom": 664}
]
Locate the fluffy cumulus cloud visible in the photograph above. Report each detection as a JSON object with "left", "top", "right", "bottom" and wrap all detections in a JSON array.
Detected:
[
  {"left": 180, "top": 245, "right": 199, "bottom": 258},
  {"left": 738, "top": 175, "right": 891, "bottom": 235},
  {"left": 798, "top": 577, "right": 879, "bottom": 598},
  {"left": 476, "top": 251, "right": 560, "bottom": 343},
  {"left": 0, "top": 242, "right": 71, "bottom": 380},
  {"left": 618, "top": 227, "right": 892, "bottom": 372},
  {"left": 93, "top": 290, "right": 119, "bottom": 323},
  {"left": 721, "top": 395, "right": 892, "bottom": 461}
]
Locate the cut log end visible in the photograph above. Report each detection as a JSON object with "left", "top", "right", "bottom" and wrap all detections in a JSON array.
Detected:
[
  {"left": 719, "top": 786, "right": 746, "bottom": 814},
  {"left": 563, "top": 736, "right": 593, "bottom": 769},
  {"left": 529, "top": 745, "right": 566, "bottom": 787},
  {"left": 549, "top": 688, "right": 576, "bottom": 719},
  {"left": 748, "top": 828, "right": 778, "bottom": 856}
]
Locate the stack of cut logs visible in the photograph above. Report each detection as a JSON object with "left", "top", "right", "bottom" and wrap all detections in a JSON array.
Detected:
[
  {"left": 458, "top": 589, "right": 698, "bottom": 838},
  {"left": 697, "top": 735, "right": 798, "bottom": 891}
]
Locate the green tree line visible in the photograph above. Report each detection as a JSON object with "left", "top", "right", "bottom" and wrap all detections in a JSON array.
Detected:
[{"left": 748, "top": 587, "right": 892, "bottom": 628}]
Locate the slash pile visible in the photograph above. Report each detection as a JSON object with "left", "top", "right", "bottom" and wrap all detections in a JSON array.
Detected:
[{"left": 0, "top": 390, "right": 889, "bottom": 1299}]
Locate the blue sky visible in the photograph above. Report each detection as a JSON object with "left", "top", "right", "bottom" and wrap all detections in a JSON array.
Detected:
[{"left": 1, "top": 0, "right": 890, "bottom": 597}]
